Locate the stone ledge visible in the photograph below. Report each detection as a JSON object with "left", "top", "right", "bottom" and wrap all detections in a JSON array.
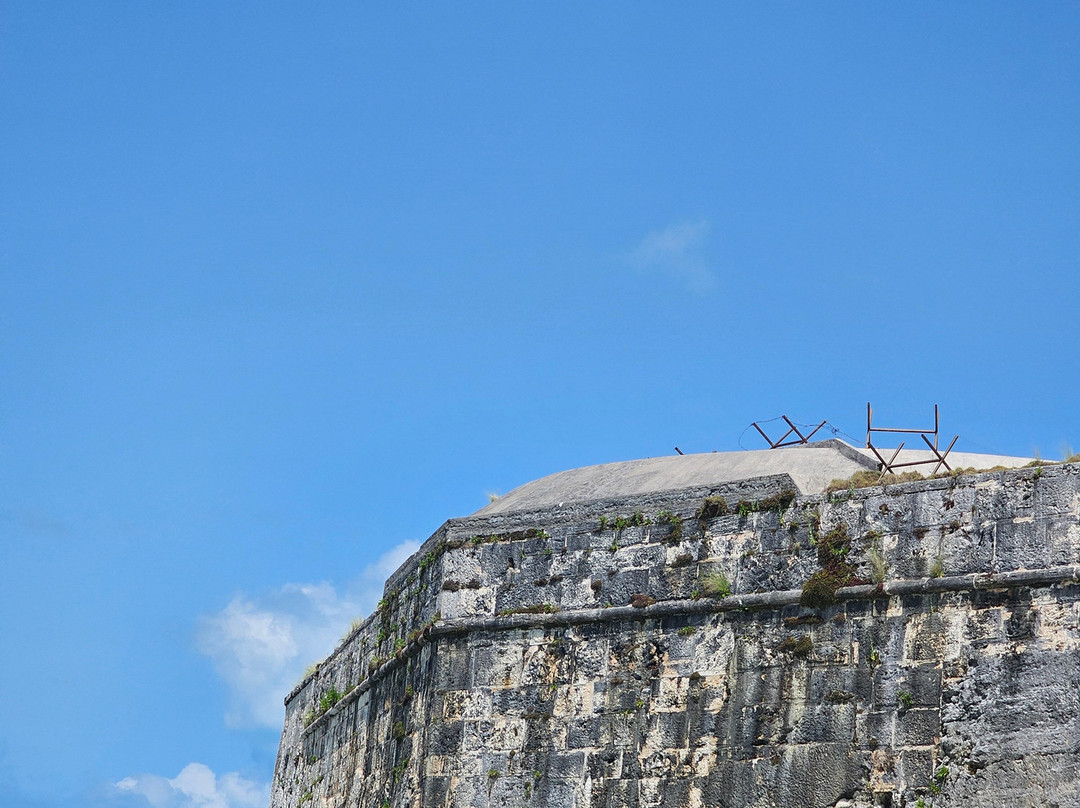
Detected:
[{"left": 437, "top": 564, "right": 1080, "bottom": 631}]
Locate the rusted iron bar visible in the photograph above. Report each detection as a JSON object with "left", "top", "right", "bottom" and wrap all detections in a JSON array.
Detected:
[
  {"left": 922, "top": 432, "right": 958, "bottom": 474},
  {"left": 752, "top": 421, "right": 776, "bottom": 446},
  {"left": 752, "top": 417, "right": 826, "bottom": 449},
  {"left": 775, "top": 416, "right": 825, "bottom": 447},
  {"left": 867, "top": 442, "right": 905, "bottom": 480},
  {"left": 867, "top": 403, "right": 940, "bottom": 444}
]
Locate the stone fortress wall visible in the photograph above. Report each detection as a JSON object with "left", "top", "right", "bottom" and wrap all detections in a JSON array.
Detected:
[{"left": 270, "top": 451, "right": 1080, "bottom": 808}]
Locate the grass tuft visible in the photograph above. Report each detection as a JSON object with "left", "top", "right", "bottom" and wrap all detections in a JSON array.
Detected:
[
  {"left": 701, "top": 571, "right": 731, "bottom": 599},
  {"left": 929, "top": 554, "right": 945, "bottom": 578},
  {"left": 866, "top": 547, "right": 888, "bottom": 584},
  {"left": 825, "top": 469, "right": 924, "bottom": 494},
  {"left": 341, "top": 617, "right": 363, "bottom": 642}
]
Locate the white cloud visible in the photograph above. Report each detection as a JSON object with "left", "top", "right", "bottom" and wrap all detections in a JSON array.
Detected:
[
  {"left": 630, "top": 220, "right": 718, "bottom": 294},
  {"left": 195, "top": 540, "right": 420, "bottom": 729},
  {"left": 115, "top": 763, "right": 268, "bottom": 808}
]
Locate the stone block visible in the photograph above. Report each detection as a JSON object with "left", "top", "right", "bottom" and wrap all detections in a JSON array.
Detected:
[
  {"left": 894, "top": 707, "right": 940, "bottom": 747},
  {"left": 897, "top": 746, "right": 934, "bottom": 786},
  {"left": 808, "top": 665, "right": 859, "bottom": 704},
  {"left": 901, "top": 662, "right": 942, "bottom": 707},
  {"left": 601, "top": 567, "right": 651, "bottom": 608},
  {"left": 786, "top": 702, "right": 857, "bottom": 744},
  {"left": 903, "top": 611, "right": 949, "bottom": 662},
  {"left": 942, "top": 523, "right": 993, "bottom": 573},
  {"left": 994, "top": 516, "right": 1050, "bottom": 570},
  {"left": 1047, "top": 516, "right": 1080, "bottom": 565}
]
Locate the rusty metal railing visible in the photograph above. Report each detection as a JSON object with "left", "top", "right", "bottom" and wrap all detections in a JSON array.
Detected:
[{"left": 866, "top": 402, "right": 958, "bottom": 478}]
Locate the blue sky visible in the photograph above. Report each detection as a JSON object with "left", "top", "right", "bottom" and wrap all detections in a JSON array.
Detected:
[{"left": 2, "top": 3, "right": 1078, "bottom": 806}]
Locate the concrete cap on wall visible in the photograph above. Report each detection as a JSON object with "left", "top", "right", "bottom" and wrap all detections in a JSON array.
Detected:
[{"left": 474, "top": 439, "right": 1034, "bottom": 516}]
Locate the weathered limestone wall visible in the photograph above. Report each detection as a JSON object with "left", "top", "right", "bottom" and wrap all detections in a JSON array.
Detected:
[{"left": 271, "top": 464, "right": 1080, "bottom": 808}]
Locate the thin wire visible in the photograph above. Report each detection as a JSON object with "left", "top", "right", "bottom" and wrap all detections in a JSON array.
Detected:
[
  {"left": 739, "top": 415, "right": 824, "bottom": 450},
  {"left": 824, "top": 422, "right": 865, "bottom": 446},
  {"left": 737, "top": 423, "right": 755, "bottom": 450},
  {"left": 738, "top": 415, "right": 791, "bottom": 449}
]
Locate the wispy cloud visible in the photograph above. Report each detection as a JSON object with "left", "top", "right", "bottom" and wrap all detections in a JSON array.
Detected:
[
  {"left": 629, "top": 220, "right": 717, "bottom": 294},
  {"left": 194, "top": 540, "right": 420, "bottom": 729},
  {"left": 115, "top": 763, "right": 268, "bottom": 808}
]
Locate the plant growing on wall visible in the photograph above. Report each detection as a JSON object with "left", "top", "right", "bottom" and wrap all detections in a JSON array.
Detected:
[
  {"left": 930, "top": 765, "right": 949, "bottom": 795},
  {"left": 610, "top": 511, "right": 649, "bottom": 530},
  {"left": 929, "top": 553, "right": 945, "bottom": 578},
  {"left": 656, "top": 509, "right": 684, "bottom": 542},
  {"left": 701, "top": 570, "right": 731, "bottom": 599},
  {"left": 777, "top": 635, "right": 812, "bottom": 657},
  {"left": 696, "top": 495, "right": 729, "bottom": 521},
  {"left": 866, "top": 546, "right": 888, "bottom": 584},
  {"left": 801, "top": 523, "right": 858, "bottom": 609},
  {"left": 303, "top": 686, "right": 344, "bottom": 727}
]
